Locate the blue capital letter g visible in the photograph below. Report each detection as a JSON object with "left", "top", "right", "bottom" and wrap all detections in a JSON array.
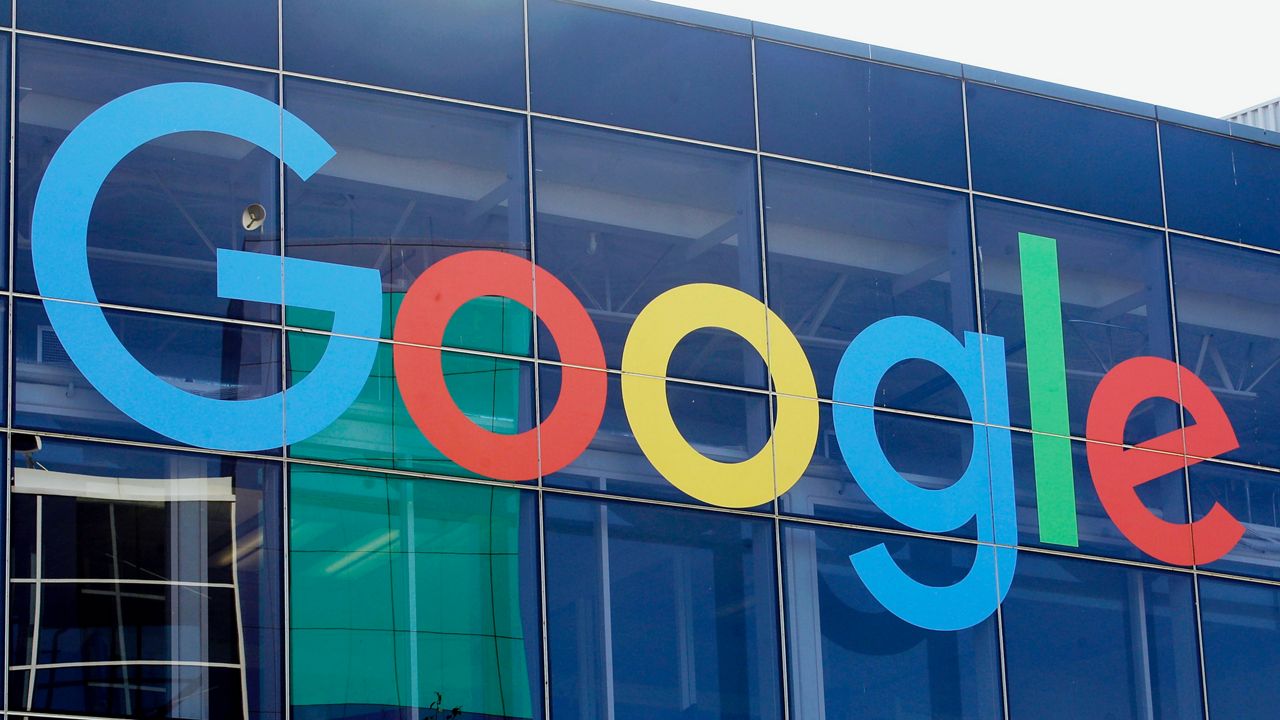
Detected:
[{"left": 30, "top": 82, "right": 381, "bottom": 451}]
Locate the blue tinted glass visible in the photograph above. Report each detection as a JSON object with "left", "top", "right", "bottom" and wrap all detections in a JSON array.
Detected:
[
  {"left": 282, "top": 0, "right": 524, "bottom": 108},
  {"left": 289, "top": 465, "right": 543, "bottom": 720},
  {"left": 533, "top": 120, "right": 766, "bottom": 387},
  {"left": 782, "top": 523, "right": 1003, "bottom": 719},
  {"left": 13, "top": 299, "right": 282, "bottom": 446},
  {"left": 0, "top": 299, "right": 7, "bottom": 426},
  {"left": 763, "top": 158, "right": 974, "bottom": 415},
  {"left": 755, "top": 41, "right": 965, "bottom": 186},
  {"left": 1162, "top": 123, "right": 1280, "bottom": 249},
  {"left": 1002, "top": 554, "right": 1202, "bottom": 720},
  {"left": 283, "top": 77, "right": 531, "bottom": 346},
  {"left": 1189, "top": 460, "right": 1280, "bottom": 580},
  {"left": 1200, "top": 577, "right": 1280, "bottom": 720},
  {"left": 0, "top": 33, "right": 10, "bottom": 289},
  {"left": 1169, "top": 236, "right": 1280, "bottom": 467},
  {"left": 1010, "top": 432, "right": 1189, "bottom": 563},
  {"left": 780, "top": 406, "right": 981, "bottom": 540},
  {"left": 541, "top": 364, "right": 772, "bottom": 509},
  {"left": 528, "top": 0, "right": 754, "bottom": 147},
  {"left": 19, "top": 0, "right": 276, "bottom": 67},
  {"left": 544, "top": 495, "right": 782, "bottom": 720},
  {"left": 7, "top": 437, "right": 282, "bottom": 720},
  {"left": 15, "top": 38, "right": 280, "bottom": 322},
  {"left": 976, "top": 199, "right": 1175, "bottom": 439},
  {"left": 967, "top": 84, "right": 1163, "bottom": 224}
]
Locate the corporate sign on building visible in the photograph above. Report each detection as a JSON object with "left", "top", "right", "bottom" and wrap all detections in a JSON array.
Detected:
[{"left": 34, "top": 83, "right": 1247, "bottom": 633}]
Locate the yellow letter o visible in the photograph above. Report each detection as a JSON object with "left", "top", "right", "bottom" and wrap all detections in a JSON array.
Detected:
[{"left": 620, "top": 284, "right": 818, "bottom": 508}]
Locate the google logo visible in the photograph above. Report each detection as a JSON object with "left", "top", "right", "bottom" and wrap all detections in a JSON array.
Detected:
[{"left": 30, "top": 82, "right": 1248, "bottom": 633}]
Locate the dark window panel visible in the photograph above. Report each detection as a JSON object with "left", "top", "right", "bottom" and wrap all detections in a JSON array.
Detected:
[
  {"left": 763, "top": 158, "right": 974, "bottom": 415},
  {"left": 282, "top": 0, "right": 525, "bottom": 109},
  {"left": 1162, "top": 123, "right": 1280, "bottom": 250},
  {"left": 967, "top": 84, "right": 1163, "bottom": 225},
  {"left": 781, "top": 523, "right": 1003, "bottom": 719},
  {"left": 13, "top": 298, "right": 282, "bottom": 447},
  {"left": 283, "top": 77, "right": 531, "bottom": 348},
  {"left": 1169, "top": 236, "right": 1280, "bottom": 467},
  {"left": 533, "top": 120, "right": 766, "bottom": 388},
  {"left": 756, "top": 40, "right": 966, "bottom": 186},
  {"left": 1002, "top": 554, "right": 1202, "bottom": 719},
  {"left": 27, "top": 665, "right": 246, "bottom": 719},
  {"left": 540, "top": 364, "right": 772, "bottom": 509},
  {"left": 15, "top": 38, "right": 280, "bottom": 322},
  {"left": 1200, "top": 577, "right": 1280, "bottom": 720},
  {"left": 544, "top": 495, "right": 782, "bottom": 720},
  {"left": 528, "top": 0, "right": 755, "bottom": 147},
  {"left": 7, "top": 436, "right": 282, "bottom": 720},
  {"left": 975, "top": 199, "right": 1176, "bottom": 439},
  {"left": 0, "top": 33, "right": 11, "bottom": 289},
  {"left": 32, "top": 583, "right": 239, "bottom": 665},
  {"left": 18, "top": 0, "right": 277, "bottom": 68}
]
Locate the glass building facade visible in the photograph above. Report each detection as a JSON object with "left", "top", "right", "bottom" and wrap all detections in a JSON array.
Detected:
[{"left": 1, "top": 1, "right": 1279, "bottom": 719}]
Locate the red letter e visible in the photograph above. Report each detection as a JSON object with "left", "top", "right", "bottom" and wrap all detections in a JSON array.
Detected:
[{"left": 1086, "top": 356, "right": 1243, "bottom": 566}]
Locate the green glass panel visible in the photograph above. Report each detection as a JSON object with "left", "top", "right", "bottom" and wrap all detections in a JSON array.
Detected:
[
  {"left": 291, "top": 629, "right": 400, "bottom": 706},
  {"left": 290, "top": 465, "right": 396, "bottom": 552},
  {"left": 290, "top": 466, "right": 534, "bottom": 719}
]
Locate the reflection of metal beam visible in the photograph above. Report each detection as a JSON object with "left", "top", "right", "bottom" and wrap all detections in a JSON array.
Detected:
[
  {"left": 1210, "top": 343, "right": 1237, "bottom": 391},
  {"left": 149, "top": 169, "right": 219, "bottom": 256},
  {"left": 1088, "top": 290, "right": 1147, "bottom": 323},
  {"left": 13, "top": 468, "right": 234, "bottom": 503},
  {"left": 891, "top": 256, "right": 949, "bottom": 296},
  {"left": 806, "top": 274, "right": 847, "bottom": 336},
  {"left": 684, "top": 216, "right": 740, "bottom": 261},
  {"left": 464, "top": 181, "right": 510, "bottom": 226}
]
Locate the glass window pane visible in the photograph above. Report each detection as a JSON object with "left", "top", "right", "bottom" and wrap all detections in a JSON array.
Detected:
[
  {"left": 764, "top": 158, "right": 974, "bottom": 415},
  {"left": 289, "top": 466, "right": 542, "bottom": 720},
  {"left": 544, "top": 495, "right": 782, "bottom": 720},
  {"left": 1010, "top": 432, "right": 1190, "bottom": 563},
  {"left": 28, "top": 665, "right": 246, "bottom": 720},
  {"left": 755, "top": 41, "right": 966, "bottom": 186},
  {"left": 32, "top": 583, "right": 239, "bottom": 665},
  {"left": 283, "top": 77, "right": 532, "bottom": 348},
  {"left": 540, "top": 364, "right": 772, "bottom": 508},
  {"left": 13, "top": 299, "right": 282, "bottom": 446},
  {"left": 533, "top": 120, "right": 766, "bottom": 388},
  {"left": 780, "top": 406, "right": 983, "bottom": 540},
  {"left": 288, "top": 336, "right": 536, "bottom": 482},
  {"left": 528, "top": 0, "right": 754, "bottom": 147},
  {"left": 1200, "top": 576, "right": 1280, "bottom": 720},
  {"left": 16, "top": 38, "right": 281, "bottom": 322},
  {"left": 1189, "top": 460, "right": 1280, "bottom": 580},
  {"left": 967, "top": 84, "right": 1163, "bottom": 225},
  {"left": 1162, "top": 124, "right": 1280, "bottom": 250},
  {"left": 19, "top": 0, "right": 277, "bottom": 68},
  {"left": 1170, "top": 236, "right": 1280, "bottom": 467},
  {"left": 282, "top": 0, "right": 525, "bottom": 108},
  {"left": 976, "top": 199, "right": 1176, "bottom": 438},
  {"left": 1001, "top": 553, "right": 1202, "bottom": 720},
  {"left": 782, "top": 523, "right": 1003, "bottom": 719},
  {"left": 7, "top": 436, "right": 283, "bottom": 720},
  {"left": 0, "top": 33, "right": 11, "bottom": 288}
]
